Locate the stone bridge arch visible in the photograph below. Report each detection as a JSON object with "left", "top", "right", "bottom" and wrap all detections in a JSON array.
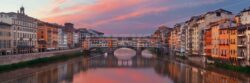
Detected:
[{"left": 86, "top": 46, "right": 162, "bottom": 57}]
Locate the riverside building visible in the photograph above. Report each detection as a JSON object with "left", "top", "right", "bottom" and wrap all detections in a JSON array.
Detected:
[
  {"left": 0, "top": 22, "right": 12, "bottom": 55},
  {"left": 0, "top": 7, "right": 38, "bottom": 54}
]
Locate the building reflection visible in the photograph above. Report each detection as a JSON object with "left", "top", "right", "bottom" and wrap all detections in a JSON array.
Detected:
[
  {"left": 0, "top": 55, "right": 250, "bottom": 83},
  {"left": 0, "top": 58, "right": 83, "bottom": 83},
  {"left": 82, "top": 55, "right": 157, "bottom": 68},
  {"left": 155, "top": 60, "right": 250, "bottom": 83}
]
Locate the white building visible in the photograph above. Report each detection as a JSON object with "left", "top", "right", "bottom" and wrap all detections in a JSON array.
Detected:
[
  {"left": 58, "top": 28, "right": 68, "bottom": 49},
  {"left": 73, "top": 30, "right": 80, "bottom": 48},
  {"left": 240, "top": 8, "right": 250, "bottom": 25},
  {"left": 238, "top": 8, "right": 250, "bottom": 65},
  {"left": 0, "top": 7, "right": 37, "bottom": 54}
]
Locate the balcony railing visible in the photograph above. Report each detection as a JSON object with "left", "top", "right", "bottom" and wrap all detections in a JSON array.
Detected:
[
  {"left": 238, "top": 45, "right": 246, "bottom": 47},
  {"left": 238, "top": 33, "right": 246, "bottom": 37},
  {"left": 238, "top": 41, "right": 247, "bottom": 47}
]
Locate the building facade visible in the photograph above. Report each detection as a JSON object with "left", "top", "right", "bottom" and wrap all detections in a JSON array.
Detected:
[
  {"left": 237, "top": 25, "right": 250, "bottom": 65},
  {"left": 0, "top": 22, "right": 12, "bottom": 55},
  {"left": 205, "top": 19, "right": 237, "bottom": 63},
  {"left": 0, "top": 7, "right": 38, "bottom": 54},
  {"left": 37, "top": 22, "right": 59, "bottom": 51},
  {"left": 237, "top": 7, "right": 250, "bottom": 65},
  {"left": 63, "top": 23, "right": 74, "bottom": 48},
  {"left": 73, "top": 30, "right": 80, "bottom": 48},
  {"left": 78, "top": 28, "right": 104, "bottom": 47},
  {"left": 240, "top": 8, "right": 250, "bottom": 25},
  {"left": 58, "top": 28, "right": 68, "bottom": 49}
]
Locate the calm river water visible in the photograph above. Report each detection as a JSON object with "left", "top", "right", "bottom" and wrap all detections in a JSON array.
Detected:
[{"left": 0, "top": 48, "right": 250, "bottom": 83}]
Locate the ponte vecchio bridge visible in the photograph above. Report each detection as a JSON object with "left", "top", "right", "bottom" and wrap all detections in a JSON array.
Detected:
[{"left": 82, "top": 35, "right": 162, "bottom": 55}]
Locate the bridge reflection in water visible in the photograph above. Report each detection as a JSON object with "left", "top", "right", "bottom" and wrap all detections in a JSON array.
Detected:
[{"left": 0, "top": 54, "right": 250, "bottom": 83}]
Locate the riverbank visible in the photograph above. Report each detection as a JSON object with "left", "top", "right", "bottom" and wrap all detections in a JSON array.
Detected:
[
  {"left": 0, "top": 51, "right": 83, "bottom": 73},
  {"left": 174, "top": 55, "right": 250, "bottom": 75},
  {"left": 0, "top": 48, "right": 82, "bottom": 65},
  {"left": 213, "top": 62, "right": 250, "bottom": 74}
]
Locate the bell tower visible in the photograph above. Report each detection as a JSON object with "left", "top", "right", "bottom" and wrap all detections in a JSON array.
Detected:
[{"left": 20, "top": 6, "right": 25, "bottom": 15}]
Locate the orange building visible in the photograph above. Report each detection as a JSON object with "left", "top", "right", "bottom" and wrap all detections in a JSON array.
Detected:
[
  {"left": 82, "top": 40, "right": 89, "bottom": 50},
  {"left": 204, "top": 28, "right": 212, "bottom": 57},
  {"left": 205, "top": 19, "right": 237, "bottom": 62},
  {"left": 229, "top": 27, "right": 237, "bottom": 62},
  {"left": 37, "top": 22, "right": 59, "bottom": 52},
  {"left": 219, "top": 28, "right": 230, "bottom": 59}
]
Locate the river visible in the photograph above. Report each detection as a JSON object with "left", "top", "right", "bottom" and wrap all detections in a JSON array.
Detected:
[{"left": 0, "top": 48, "right": 249, "bottom": 83}]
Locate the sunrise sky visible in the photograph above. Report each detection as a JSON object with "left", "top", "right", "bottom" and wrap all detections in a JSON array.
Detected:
[{"left": 0, "top": 0, "right": 250, "bottom": 34}]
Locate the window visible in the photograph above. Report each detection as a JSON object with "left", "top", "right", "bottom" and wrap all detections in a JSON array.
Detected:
[
  {"left": 216, "top": 12, "right": 221, "bottom": 17},
  {"left": 0, "top": 40, "right": 2, "bottom": 48}
]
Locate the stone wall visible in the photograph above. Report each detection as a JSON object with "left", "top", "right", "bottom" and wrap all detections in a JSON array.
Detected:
[{"left": 0, "top": 48, "right": 82, "bottom": 65}]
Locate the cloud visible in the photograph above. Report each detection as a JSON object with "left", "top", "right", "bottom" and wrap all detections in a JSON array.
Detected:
[
  {"left": 40, "top": 0, "right": 225, "bottom": 34},
  {"left": 43, "top": 0, "right": 148, "bottom": 23},
  {"left": 94, "top": 7, "right": 169, "bottom": 26}
]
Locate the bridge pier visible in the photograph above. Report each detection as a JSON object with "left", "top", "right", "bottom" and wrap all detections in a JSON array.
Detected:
[
  {"left": 83, "top": 50, "right": 90, "bottom": 56},
  {"left": 108, "top": 48, "right": 114, "bottom": 56},
  {"left": 136, "top": 47, "right": 142, "bottom": 56}
]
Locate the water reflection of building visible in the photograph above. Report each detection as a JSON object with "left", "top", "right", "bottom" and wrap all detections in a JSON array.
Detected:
[
  {"left": 155, "top": 60, "right": 248, "bottom": 83},
  {"left": 58, "top": 64, "right": 68, "bottom": 82},
  {"left": 1, "top": 55, "right": 250, "bottom": 83},
  {"left": 36, "top": 67, "right": 58, "bottom": 83},
  {"left": 82, "top": 55, "right": 157, "bottom": 69},
  {"left": 0, "top": 58, "right": 82, "bottom": 83}
]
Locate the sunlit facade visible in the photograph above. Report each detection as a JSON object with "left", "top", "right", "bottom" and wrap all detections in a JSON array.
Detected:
[{"left": 37, "top": 22, "right": 59, "bottom": 51}]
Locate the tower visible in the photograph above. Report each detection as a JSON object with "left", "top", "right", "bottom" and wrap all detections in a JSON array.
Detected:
[{"left": 20, "top": 6, "right": 25, "bottom": 15}]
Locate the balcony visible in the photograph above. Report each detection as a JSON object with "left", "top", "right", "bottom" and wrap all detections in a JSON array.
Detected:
[
  {"left": 237, "top": 56, "right": 245, "bottom": 60},
  {"left": 238, "top": 34, "right": 246, "bottom": 37},
  {"left": 238, "top": 44, "right": 247, "bottom": 47},
  {"left": 238, "top": 41, "right": 247, "bottom": 47}
]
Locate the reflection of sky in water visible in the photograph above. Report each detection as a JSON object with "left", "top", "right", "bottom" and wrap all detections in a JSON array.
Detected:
[
  {"left": 114, "top": 48, "right": 136, "bottom": 60},
  {"left": 114, "top": 48, "right": 154, "bottom": 60},
  {"left": 72, "top": 48, "right": 171, "bottom": 83},
  {"left": 73, "top": 68, "right": 173, "bottom": 83}
]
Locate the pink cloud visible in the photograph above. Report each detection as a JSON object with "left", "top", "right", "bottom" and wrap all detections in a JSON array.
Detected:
[
  {"left": 54, "top": 0, "right": 68, "bottom": 4},
  {"left": 41, "top": 0, "right": 224, "bottom": 30},
  {"left": 94, "top": 7, "right": 169, "bottom": 26},
  {"left": 43, "top": 0, "right": 148, "bottom": 24}
]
